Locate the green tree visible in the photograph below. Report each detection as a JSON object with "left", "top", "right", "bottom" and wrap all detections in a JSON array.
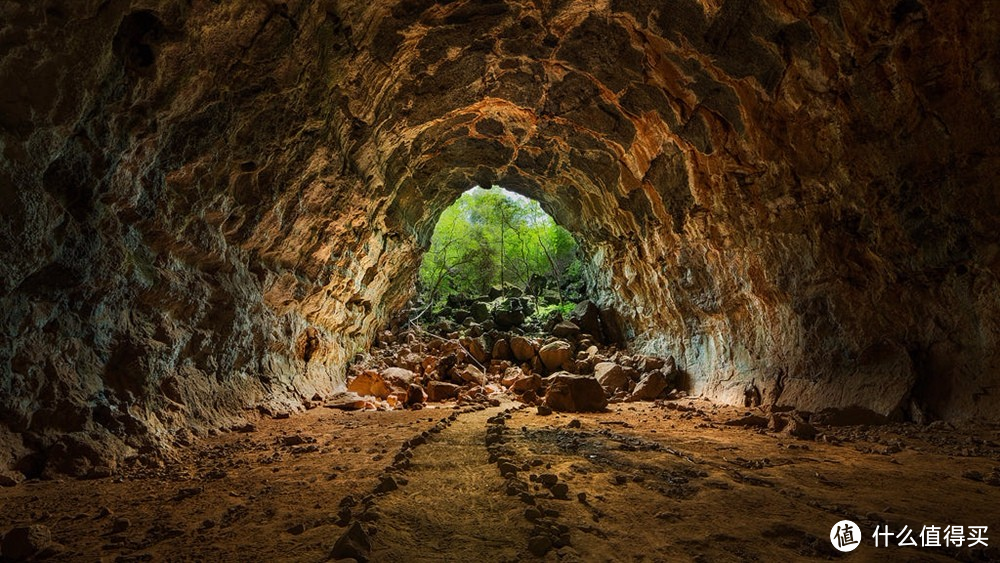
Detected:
[{"left": 418, "top": 187, "right": 581, "bottom": 308}]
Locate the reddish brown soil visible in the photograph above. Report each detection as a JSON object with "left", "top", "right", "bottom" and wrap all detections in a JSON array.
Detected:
[{"left": 2, "top": 400, "right": 999, "bottom": 562}]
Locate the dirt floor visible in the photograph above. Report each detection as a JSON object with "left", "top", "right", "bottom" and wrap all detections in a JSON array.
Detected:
[{"left": 2, "top": 399, "right": 999, "bottom": 562}]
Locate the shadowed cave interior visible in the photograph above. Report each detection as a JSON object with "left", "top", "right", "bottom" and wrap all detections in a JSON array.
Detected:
[{"left": 1, "top": 0, "right": 999, "bottom": 560}]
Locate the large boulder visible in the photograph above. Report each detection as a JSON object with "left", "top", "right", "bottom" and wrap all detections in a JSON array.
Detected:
[
  {"left": 455, "top": 364, "right": 485, "bottom": 386},
  {"left": 470, "top": 301, "right": 491, "bottom": 323},
  {"left": 594, "top": 362, "right": 628, "bottom": 394},
  {"left": 406, "top": 384, "right": 426, "bottom": 407},
  {"left": 492, "top": 338, "right": 513, "bottom": 361},
  {"left": 544, "top": 373, "right": 608, "bottom": 412},
  {"left": 347, "top": 371, "right": 391, "bottom": 399},
  {"left": 426, "top": 381, "right": 461, "bottom": 402},
  {"left": 493, "top": 308, "right": 525, "bottom": 329},
  {"left": 570, "top": 300, "right": 603, "bottom": 341},
  {"left": 381, "top": 367, "right": 417, "bottom": 390},
  {"left": 510, "top": 336, "right": 536, "bottom": 362},
  {"left": 2, "top": 525, "right": 55, "bottom": 561},
  {"left": 460, "top": 336, "right": 489, "bottom": 364},
  {"left": 538, "top": 341, "right": 573, "bottom": 372},
  {"left": 630, "top": 369, "right": 669, "bottom": 401},
  {"left": 511, "top": 373, "right": 542, "bottom": 393},
  {"left": 551, "top": 320, "right": 580, "bottom": 338}
]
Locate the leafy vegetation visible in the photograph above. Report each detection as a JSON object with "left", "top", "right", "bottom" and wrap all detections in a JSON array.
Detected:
[{"left": 418, "top": 187, "right": 582, "bottom": 308}]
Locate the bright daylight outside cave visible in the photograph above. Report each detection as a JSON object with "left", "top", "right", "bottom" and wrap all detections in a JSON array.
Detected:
[{"left": 0, "top": 0, "right": 998, "bottom": 561}]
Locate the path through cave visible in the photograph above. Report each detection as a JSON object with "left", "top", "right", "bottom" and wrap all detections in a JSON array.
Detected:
[{"left": 1, "top": 0, "right": 999, "bottom": 560}]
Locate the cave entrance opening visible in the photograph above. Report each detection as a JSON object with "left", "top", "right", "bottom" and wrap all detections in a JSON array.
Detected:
[{"left": 411, "top": 185, "right": 586, "bottom": 332}]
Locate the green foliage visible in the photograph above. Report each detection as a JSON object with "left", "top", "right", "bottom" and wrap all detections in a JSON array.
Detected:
[
  {"left": 419, "top": 187, "right": 581, "bottom": 306},
  {"left": 537, "top": 302, "right": 576, "bottom": 319}
]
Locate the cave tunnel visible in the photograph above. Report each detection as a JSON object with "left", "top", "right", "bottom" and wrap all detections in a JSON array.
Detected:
[{"left": 1, "top": 0, "right": 999, "bottom": 560}]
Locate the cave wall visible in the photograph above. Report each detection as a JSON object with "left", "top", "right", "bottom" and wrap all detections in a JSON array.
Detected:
[{"left": 1, "top": 0, "right": 998, "bottom": 474}]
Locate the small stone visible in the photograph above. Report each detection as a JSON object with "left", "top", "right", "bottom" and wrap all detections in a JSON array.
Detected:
[
  {"left": 963, "top": 470, "right": 985, "bottom": 482},
  {"left": 538, "top": 473, "right": 559, "bottom": 486},
  {"left": 111, "top": 518, "right": 130, "bottom": 533},
  {"left": 375, "top": 475, "right": 398, "bottom": 493},
  {"left": 787, "top": 415, "right": 818, "bottom": 440},
  {"left": 528, "top": 535, "right": 553, "bottom": 556},
  {"left": 330, "top": 521, "right": 372, "bottom": 562},
  {"left": 724, "top": 415, "right": 768, "bottom": 427},
  {"left": 498, "top": 462, "right": 519, "bottom": 477},
  {"left": 551, "top": 483, "right": 570, "bottom": 499},
  {"left": 0, "top": 472, "right": 21, "bottom": 487},
  {"left": 567, "top": 419, "right": 582, "bottom": 429},
  {"left": 536, "top": 405, "right": 553, "bottom": 416},
  {"left": 287, "top": 523, "right": 306, "bottom": 535}
]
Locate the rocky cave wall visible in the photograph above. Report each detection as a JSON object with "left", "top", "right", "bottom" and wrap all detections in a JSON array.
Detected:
[{"left": 1, "top": 0, "right": 998, "bottom": 475}]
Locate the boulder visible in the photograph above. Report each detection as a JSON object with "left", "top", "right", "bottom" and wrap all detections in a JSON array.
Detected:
[
  {"left": 786, "top": 414, "right": 818, "bottom": 440},
  {"left": 511, "top": 373, "right": 542, "bottom": 393},
  {"left": 598, "top": 306, "right": 626, "bottom": 345},
  {"left": 330, "top": 521, "right": 372, "bottom": 562},
  {"left": 2, "top": 525, "right": 53, "bottom": 561},
  {"left": 405, "top": 384, "right": 426, "bottom": 407},
  {"left": 724, "top": 415, "right": 769, "bottom": 427},
  {"left": 544, "top": 373, "right": 608, "bottom": 412},
  {"left": 810, "top": 406, "right": 890, "bottom": 426},
  {"left": 460, "top": 336, "right": 489, "bottom": 364},
  {"left": 381, "top": 367, "right": 417, "bottom": 389},
  {"left": 456, "top": 364, "right": 485, "bottom": 386},
  {"left": 325, "top": 392, "right": 370, "bottom": 411},
  {"left": 347, "top": 371, "right": 391, "bottom": 399},
  {"left": 510, "top": 336, "right": 536, "bottom": 362},
  {"left": 594, "top": 362, "right": 628, "bottom": 394},
  {"left": 630, "top": 370, "right": 669, "bottom": 401},
  {"left": 0, "top": 471, "right": 23, "bottom": 487},
  {"left": 470, "top": 301, "right": 491, "bottom": 323},
  {"left": 493, "top": 309, "right": 525, "bottom": 329},
  {"left": 426, "top": 381, "right": 461, "bottom": 402},
  {"left": 551, "top": 321, "right": 580, "bottom": 338},
  {"left": 500, "top": 367, "right": 524, "bottom": 387},
  {"left": 636, "top": 356, "right": 666, "bottom": 373},
  {"left": 492, "top": 338, "right": 513, "bottom": 361},
  {"left": 397, "top": 353, "right": 423, "bottom": 373},
  {"left": 421, "top": 356, "right": 439, "bottom": 375},
  {"left": 570, "top": 300, "right": 602, "bottom": 341},
  {"left": 538, "top": 341, "right": 573, "bottom": 372}
]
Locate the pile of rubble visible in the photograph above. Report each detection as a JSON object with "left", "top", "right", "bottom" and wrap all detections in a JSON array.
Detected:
[{"left": 326, "top": 301, "right": 684, "bottom": 413}]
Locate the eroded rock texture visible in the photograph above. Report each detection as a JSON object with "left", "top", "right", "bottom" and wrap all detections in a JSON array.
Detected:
[{"left": 1, "top": 0, "right": 998, "bottom": 473}]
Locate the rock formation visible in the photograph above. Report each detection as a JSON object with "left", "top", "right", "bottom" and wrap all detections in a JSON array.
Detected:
[{"left": 1, "top": 0, "right": 998, "bottom": 473}]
